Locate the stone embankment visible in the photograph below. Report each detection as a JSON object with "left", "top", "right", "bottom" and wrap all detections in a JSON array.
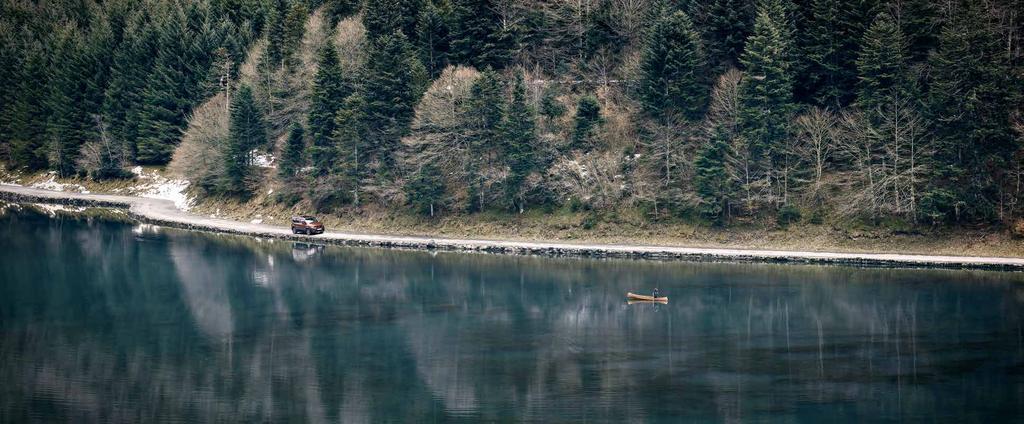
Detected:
[{"left": 3, "top": 185, "right": 1024, "bottom": 271}]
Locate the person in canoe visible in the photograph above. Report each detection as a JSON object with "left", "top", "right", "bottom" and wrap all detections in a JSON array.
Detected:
[{"left": 652, "top": 288, "right": 659, "bottom": 299}]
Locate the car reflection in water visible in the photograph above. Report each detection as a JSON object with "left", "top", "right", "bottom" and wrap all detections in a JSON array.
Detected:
[
  {"left": 292, "top": 242, "right": 326, "bottom": 262},
  {"left": 132, "top": 223, "right": 163, "bottom": 240}
]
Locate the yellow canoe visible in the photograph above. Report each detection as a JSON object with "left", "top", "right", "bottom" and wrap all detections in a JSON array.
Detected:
[{"left": 627, "top": 292, "right": 669, "bottom": 303}]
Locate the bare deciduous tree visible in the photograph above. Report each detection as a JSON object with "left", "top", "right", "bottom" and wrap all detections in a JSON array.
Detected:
[
  {"left": 170, "top": 94, "right": 230, "bottom": 192},
  {"left": 792, "top": 107, "right": 838, "bottom": 200}
]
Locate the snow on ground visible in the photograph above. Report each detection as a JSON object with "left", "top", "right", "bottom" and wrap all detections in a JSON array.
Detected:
[
  {"left": 30, "top": 203, "right": 88, "bottom": 216},
  {"left": 129, "top": 168, "right": 194, "bottom": 211},
  {"left": 30, "top": 172, "right": 90, "bottom": 194},
  {"left": 251, "top": 150, "right": 276, "bottom": 168}
]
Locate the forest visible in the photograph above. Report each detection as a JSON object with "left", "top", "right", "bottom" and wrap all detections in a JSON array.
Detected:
[{"left": 1, "top": 0, "right": 1023, "bottom": 228}]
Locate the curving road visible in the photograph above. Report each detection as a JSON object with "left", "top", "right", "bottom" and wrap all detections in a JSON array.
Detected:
[{"left": 3, "top": 184, "right": 1024, "bottom": 270}]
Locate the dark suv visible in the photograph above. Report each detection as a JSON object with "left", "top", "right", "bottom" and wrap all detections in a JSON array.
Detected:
[{"left": 291, "top": 215, "right": 324, "bottom": 235}]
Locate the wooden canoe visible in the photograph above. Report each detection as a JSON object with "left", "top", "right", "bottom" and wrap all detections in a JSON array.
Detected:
[
  {"left": 627, "top": 299, "right": 668, "bottom": 305},
  {"left": 627, "top": 292, "right": 669, "bottom": 302}
]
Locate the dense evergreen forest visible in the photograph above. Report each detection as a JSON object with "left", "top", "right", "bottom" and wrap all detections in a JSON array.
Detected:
[{"left": 2, "top": 0, "right": 1023, "bottom": 227}]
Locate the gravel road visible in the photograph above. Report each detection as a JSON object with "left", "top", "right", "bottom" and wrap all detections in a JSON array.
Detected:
[{"left": 3, "top": 184, "right": 1024, "bottom": 270}]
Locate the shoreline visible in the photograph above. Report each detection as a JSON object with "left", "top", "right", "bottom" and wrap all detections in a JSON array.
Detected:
[{"left": 3, "top": 184, "right": 1024, "bottom": 271}]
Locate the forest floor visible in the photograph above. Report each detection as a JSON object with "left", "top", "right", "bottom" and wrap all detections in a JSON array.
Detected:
[{"left": 3, "top": 166, "right": 1024, "bottom": 260}]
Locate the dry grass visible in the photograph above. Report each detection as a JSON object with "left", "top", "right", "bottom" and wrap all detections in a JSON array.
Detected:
[
  {"left": 6, "top": 166, "right": 1024, "bottom": 260},
  {"left": 182, "top": 187, "right": 1024, "bottom": 258}
]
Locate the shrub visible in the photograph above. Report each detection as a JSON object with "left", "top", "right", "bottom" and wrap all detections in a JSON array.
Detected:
[{"left": 776, "top": 204, "right": 801, "bottom": 227}]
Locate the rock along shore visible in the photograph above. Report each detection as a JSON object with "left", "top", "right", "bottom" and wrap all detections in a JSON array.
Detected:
[{"left": 3, "top": 184, "right": 1024, "bottom": 271}]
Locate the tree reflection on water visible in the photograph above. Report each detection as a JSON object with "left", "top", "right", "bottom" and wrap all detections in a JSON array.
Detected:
[{"left": 1, "top": 209, "right": 1023, "bottom": 422}]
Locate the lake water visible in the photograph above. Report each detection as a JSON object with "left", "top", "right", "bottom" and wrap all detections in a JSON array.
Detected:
[{"left": 2, "top": 206, "right": 1024, "bottom": 422}]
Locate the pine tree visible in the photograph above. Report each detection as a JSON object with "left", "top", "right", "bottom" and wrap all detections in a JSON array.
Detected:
[
  {"left": 856, "top": 12, "right": 906, "bottom": 120},
  {"left": 224, "top": 85, "right": 266, "bottom": 194},
  {"left": 307, "top": 45, "right": 348, "bottom": 175},
  {"left": 499, "top": 73, "right": 537, "bottom": 210},
  {"left": 924, "top": 1, "right": 1015, "bottom": 221},
  {"left": 466, "top": 68, "right": 505, "bottom": 148},
  {"left": 694, "top": 126, "right": 732, "bottom": 223},
  {"left": 325, "top": 0, "right": 359, "bottom": 26},
  {"left": 406, "top": 163, "right": 446, "bottom": 216},
  {"left": 103, "top": 15, "right": 156, "bottom": 161},
  {"left": 897, "top": 0, "right": 938, "bottom": 62},
  {"left": 798, "top": 0, "right": 878, "bottom": 107},
  {"left": 361, "top": 32, "right": 426, "bottom": 167},
  {"left": 799, "top": 0, "right": 843, "bottom": 107},
  {"left": 363, "top": 0, "right": 423, "bottom": 41},
  {"left": 135, "top": 10, "right": 192, "bottom": 164},
  {"left": 333, "top": 94, "right": 369, "bottom": 205},
  {"left": 282, "top": 0, "right": 308, "bottom": 63},
  {"left": 573, "top": 95, "right": 603, "bottom": 147},
  {"left": 737, "top": 3, "right": 796, "bottom": 169},
  {"left": 48, "top": 27, "right": 106, "bottom": 176},
  {"left": 638, "top": 11, "right": 708, "bottom": 121},
  {"left": 416, "top": 0, "right": 451, "bottom": 77},
  {"left": 449, "top": 0, "right": 515, "bottom": 70},
  {"left": 279, "top": 122, "right": 305, "bottom": 178},
  {"left": 6, "top": 42, "right": 49, "bottom": 171},
  {"left": 702, "top": 0, "right": 754, "bottom": 69},
  {"left": 540, "top": 86, "right": 566, "bottom": 124},
  {"left": 263, "top": 1, "right": 285, "bottom": 68}
]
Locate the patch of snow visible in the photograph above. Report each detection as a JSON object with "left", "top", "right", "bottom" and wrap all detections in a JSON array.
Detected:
[
  {"left": 31, "top": 203, "right": 87, "bottom": 216},
  {"left": 250, "top": 219, "right": 263, "bottom": 224},
  {"left": 30, "top": 174, "right": 89, "bottom": 193},
  {"left": 267, "top": 189, "right": 274, "bottom": 195},
  {"left": 251, "top": 150, "right": 276, "bottom": 168},
  {"left": 128, "top": 168, "right": 194, "bottom": 211}
]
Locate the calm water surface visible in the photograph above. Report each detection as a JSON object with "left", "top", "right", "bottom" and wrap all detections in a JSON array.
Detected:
[{"left": 2, "top": 207, "right": 1024, "bottom": 422}]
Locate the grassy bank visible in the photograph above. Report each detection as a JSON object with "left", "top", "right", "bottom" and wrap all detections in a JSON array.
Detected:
[
  {"left": 187, "top": 192, "right": 1024, "bottom": 259},
  {"left": 4, "top": 166, "right": 1022, "bottom": 258}
]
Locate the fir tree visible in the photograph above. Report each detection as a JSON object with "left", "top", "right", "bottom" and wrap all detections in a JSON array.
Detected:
[
  {"left": 416, "top": 0, "right": 451, "bottom": 77},
  {"left": 449, "top": 0, "right": 516, "bottom": 70},
  {"left": 499, "top": 73, "right": 537, "bottom": 209},
  {"left": 702, "top": 0, "right": 754, "bottom": 69},
  {"left": 540, "top": 86, "right": 566, "bottom": 123},
  {"left": 694, "top": 126, "right": 732, "bottom": 223},
  {"left": 798, "top": 0, "right": 878, "bottom": 107},
  {"left": 856, "top": 12, "right": 906, "bottom": 120},
  {"left": 799, "top": 0, "right": 843, "bottom": 107},
  {"left": 326, "top": 0, "right": 360, "bottom": 26},
  {"left": 638, "top": 11, "right": 708, "bottom": 121},
  {"left": 103, "top": 17, "right": 156, "bottom": 161},
  {"left": 363, "top": 0, "right": 423, "bottom": 41},
  {"left": 279, "top": 122, "right": 305, "bottom": 178},
  {"left": 467, "top": 68, "right": 505, "bottom": 148},
  {"left": 924, "top": 1, "right": 1015, "bottom": 221},
  {"left": 6, "top": 43, "right": 50, "bottom": 171},
  {"left": 135, "top": 10, "right": 192, "bottom": 164},
  {"left": 737, "top": 3, "right": 796, "bottom": 168},
  {"left": 224, "top": 85, "right": 266, "bottom": 194},
  {"left": 333, "top": 94, "right": 369, "bottom": 205},
  {"left": 263, "top": 2, "right": 285, "bottom": 68},
  {"left": 48, "top": 28, "right": 104, "bottom": 176},
  {"left": 406, "top": 163, "right": 446, "bottom": 216},
  {"left": 307, "top": 45, "right": 348, "bottom": 175},
  {"left": 361, "top": 32, "right": 426, "bottom": 167},
  {"left": 283, "top": 0, "right": 308, "bottom": 60},
  {"left": 573, "top": 95, "right": 603, "bottom": 147}
]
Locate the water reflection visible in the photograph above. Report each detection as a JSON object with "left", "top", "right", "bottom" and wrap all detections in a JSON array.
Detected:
[{"left": 1, "top": 209, "right": 1023, "bottom": 422}]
